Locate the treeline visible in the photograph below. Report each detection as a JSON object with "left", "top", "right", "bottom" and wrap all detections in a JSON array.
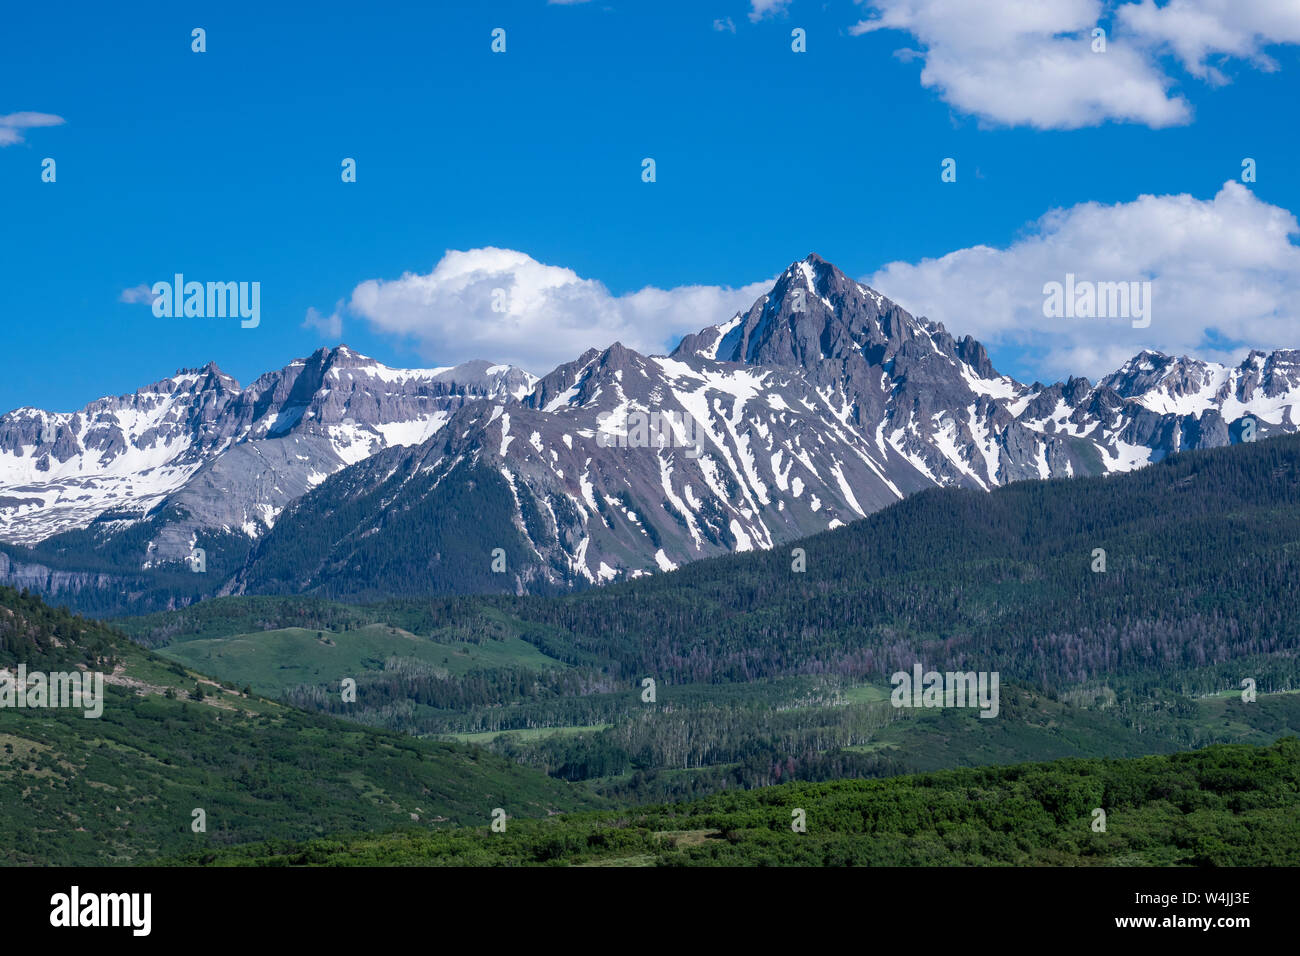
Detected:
[
  {"left": 486, "top": 699, "right": 902, "bottom": 800},
  {"left": 118, "top": 595, "right": 383, "bottom": 648},
  {"left": 282, "top": 661, "right": 610, "bottom": 721},
  {"left": 491, "top": 696, "right": 894, "bottom": 777},
  {"left": 0, "top": 585, "right": 121, "bottom": 671}
]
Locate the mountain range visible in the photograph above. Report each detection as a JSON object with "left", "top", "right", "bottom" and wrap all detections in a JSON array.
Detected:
[{"left": 2, "top": 253, "right": 1297, "bottom": 609}]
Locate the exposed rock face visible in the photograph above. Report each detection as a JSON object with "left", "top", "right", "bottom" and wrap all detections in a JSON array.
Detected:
[
  {"left": 0, "top": 348, "right": 536, "bottom": 567},
  {"left": 4, "top": 254, "right": 1298, "bottom": 605},
  {"left": 0, "top": 551, "right": 125, "bottom": 594},
  {"left": 235, "top": 255, "right": 1300, "bottom": 598}
]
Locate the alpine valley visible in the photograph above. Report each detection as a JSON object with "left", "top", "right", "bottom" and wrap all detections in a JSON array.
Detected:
[{"left": 3, "top": 253, "right": 1298, "bottom": 614}]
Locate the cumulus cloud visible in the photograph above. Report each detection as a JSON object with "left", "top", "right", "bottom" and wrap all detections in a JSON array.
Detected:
[
  {"left": 0, "top": 111, "right": 65, "bottom": 146},
  {"left": 119, "top": 284, "right": 160, "bottom": 305},
  {"left": 346, "top": 248, "right": 772, "bottom": 374},
  {"left": 867, "top": 181, "right": 1300, "bottom": 380},
  {"left": 1117, "top": 0, "right": 1300, "bottom": 83},
  {"left": 714, "top": 17, "right": 737, "bottom": 33},
  {"left": 850, "top": 0, "right": 1300, "bottom": 128}
]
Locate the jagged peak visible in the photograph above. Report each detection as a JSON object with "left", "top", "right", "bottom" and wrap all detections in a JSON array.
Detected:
[
  {"left": 1120, "top": 349, "right": 1173, "bottom": 368},
  {"left": 174, "top": 360, "right": 233, "bottom": 378},
  {"left": 675, "top": 252, "right": 938, "bottom": 373},
  {"left": 315, "top": 344, "right": 380, "bottom": 370}
]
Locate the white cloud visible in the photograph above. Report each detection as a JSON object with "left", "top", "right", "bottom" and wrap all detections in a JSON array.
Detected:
[
  {"left": 119, "top": 284, "right": 159, "bottom": 305},
  {"left": 346, "top": 248, "right": 772, "bottom": 374},
  {"left": 302, "top": 301, "right": 344, "bottom": 339},
  {"left": 867, "top": 181, "right": 1300, "bottom": 380},
  {"left": 750, "top": 1, "right": 791, "bottom": 22},
  {"left": 1117, "top": 0, "right": 1300, "bottom": 82},
  {"left": 850, "top": 0, "right": 1300, "bottom": 128},
  {"left": 0, "top": 111, "right": 65, "bottom": 146},
  {"left": 714, "top": 17, "right": 737, "bottom": 33}
]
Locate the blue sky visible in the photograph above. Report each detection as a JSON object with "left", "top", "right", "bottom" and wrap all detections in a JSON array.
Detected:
[{"left": 3, "top": 0, "right": 1299, "bottom": 413}]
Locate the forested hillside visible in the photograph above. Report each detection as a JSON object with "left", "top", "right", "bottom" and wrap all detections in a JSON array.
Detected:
[
  {"left": 128, "top": 434, "right": 1300, "bottom": 692},
  {"left": 0, "top": 586, "right": 602, "bottom": 865},
  {"left": 491, "top": 431, "right": 1300, "bottom": 692},
  {"left": 171, "top": 738, "right": 1300, "bottom": 867},
  {"left": 113, "top": 436, "right": 1300, "bottom": 805},
  {"left": 8, "top": 435, "right": 1300, "bottom": 866}
]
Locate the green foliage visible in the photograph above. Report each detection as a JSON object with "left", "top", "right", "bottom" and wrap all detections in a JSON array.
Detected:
[
  {"left": 0, "top": 584, "right": 121, "bottom": 673},
  {"left": 168, "top": 738, "right": 1300, "bottom": 867},
  {"left": 102, "top": 438, "right": 1300, "bottom": 810},
  {"left": 0, "top": 586, "right": 604, "bottom": 865}
]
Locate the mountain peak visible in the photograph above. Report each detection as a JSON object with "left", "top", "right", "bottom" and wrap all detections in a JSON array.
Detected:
[
  {"left": 316, "top": 344, "right": 377, "bottom": 370},
  {"left": 779, "top": 252, "right": 843, "bottom": 298},
  {"left": 672, "top": 253, "right": 928, "bottom": 371},
  {"left": 175, "top": 360, "right": 233, "bottom": 379}
]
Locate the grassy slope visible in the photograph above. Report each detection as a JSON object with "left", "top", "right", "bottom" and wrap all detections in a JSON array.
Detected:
[
  {"left": 152, "top": 622, "right": 561, "bottom": 697},
  {"left": 0, "top": 588, "right": 603, "bottom": 866}
]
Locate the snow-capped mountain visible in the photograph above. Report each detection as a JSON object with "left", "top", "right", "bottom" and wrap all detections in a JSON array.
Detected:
[
  {"left": 232, "top": 254, "right": 1299, "bottom": 600},
  {"left": 0, "top": 347, "right": 536, "bottom": 561},
  {"left": 3, "top": 253, "right": 1297, "bottom": 608}
]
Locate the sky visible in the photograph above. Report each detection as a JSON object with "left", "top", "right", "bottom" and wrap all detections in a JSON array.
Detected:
[{"left": 2, "top": 0, "right": 1299, "bottom": 413}]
